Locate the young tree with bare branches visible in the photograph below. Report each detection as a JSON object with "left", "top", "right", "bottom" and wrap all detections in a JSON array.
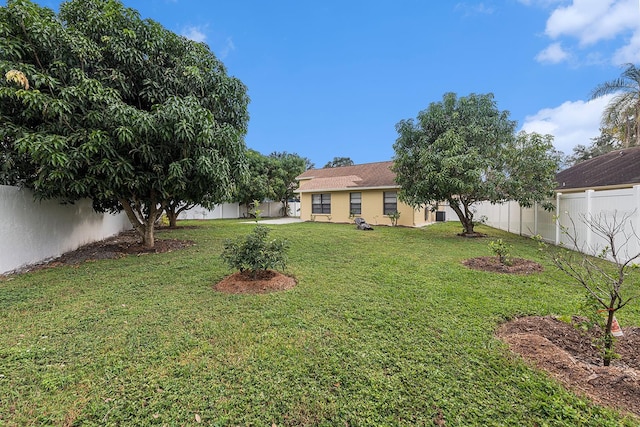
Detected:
[{"left": 541, "top": 211, "right": 640, "bottom": 366}]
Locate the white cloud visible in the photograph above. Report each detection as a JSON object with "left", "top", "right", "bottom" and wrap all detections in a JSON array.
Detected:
[
  {"left": 517, "top": 0, "right": 565, "bottom": 6},
  {"left": 536, "top": 42, "right": 570, "bottom": 63},
  {"left": 545, "top": 0, "right": 637, "bottom": 46},
  {"left": 455, "top": 2, "right": 495, "bottom": 16},
  {"left": 613, "top": 30, "right": 640, "bottom": 63},
  {"left": 219, "top": 37, "right": 236, "bottom": 59},
  {"left": 520, "top": 95, "right": 613, "bottom": 154},
  {"left": 181, "top": 26, "right": 207, "bottom": 43},
  {"left": 524, "top": 0, "right": 640, "bottom": 65}
]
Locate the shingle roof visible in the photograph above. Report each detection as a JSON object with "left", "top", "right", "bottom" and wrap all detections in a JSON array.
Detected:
[
  {"left": 556, "top": 146, "right": 640, "bottom": 190},
  {"left": 296, "top": 161, "right": 397, "bottom": 192}
]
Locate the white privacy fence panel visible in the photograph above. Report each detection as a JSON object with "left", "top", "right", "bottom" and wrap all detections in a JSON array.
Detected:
[
  {"left": 1, "top": 185, "right": 130, "bottom": 274},
  {"left": 557, "top": 193, "right": 588, "bottom": 249},
  {"left": 178, "top": 203, "right": 240, "bottom": 220},
  {"left": 473, "top": 185, "right": 640, "bottom": 260},
  {"left": 178, "top": 201, "right": 301, "bottom": 220}
]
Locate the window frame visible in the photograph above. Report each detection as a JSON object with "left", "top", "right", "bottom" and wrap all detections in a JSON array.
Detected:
[
  {"left": 383, "top": 191, "right": 398, "bottom": 215},
  {"left": 312, "top": 193, "right": 331, "bottom": 214},
  {"left": 349, "top": 192, "right": 362, "bottom": 215}
]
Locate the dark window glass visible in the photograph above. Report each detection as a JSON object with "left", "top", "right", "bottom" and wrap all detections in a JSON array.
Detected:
[
  {"left": 312, "top": 193, "right": 331, "bottom": 214},
  {"left": 350, "top": 192, "right": 361, "bottom": 215},
  {"left": 383, "top": 191, "right": 397, "bottom": 215}
]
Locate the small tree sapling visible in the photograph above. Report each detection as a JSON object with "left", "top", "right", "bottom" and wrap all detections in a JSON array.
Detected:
[{"left": 539, "top": 211, "right": 640, "bottom": 366}]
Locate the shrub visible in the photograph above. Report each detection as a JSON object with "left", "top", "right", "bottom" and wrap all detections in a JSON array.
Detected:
[
  {"left": 387, "top": 211, "right": 401, "bottom": 226},
  {"left": 489, "top": 239, "right": 512, "bottom": 266},
  {"left": 221, "top": 225, "right": 289, "bottom": 279}
]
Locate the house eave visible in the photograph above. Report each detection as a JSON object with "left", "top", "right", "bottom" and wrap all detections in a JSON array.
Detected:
[
  {"left": 554, "top": 182, "right": 640, "bottom": 194},
  {"left": 295, "top": 185, "right": 400, "bottom": 194}
]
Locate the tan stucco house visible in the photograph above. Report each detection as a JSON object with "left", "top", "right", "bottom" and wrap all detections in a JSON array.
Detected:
[{"left": 295, "top": 161, "right": 434, "bottom": 227}]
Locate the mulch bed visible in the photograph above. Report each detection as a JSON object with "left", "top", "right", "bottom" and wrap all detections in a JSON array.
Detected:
[
  {"left": 3, "top": 230, "right": 194, "bottom": 276},
  {"left": 497, "top": 316, "right": 640, "bottom": 418},
  {"left": 214, "top": 270, "right": 297, "bottom": 294}
]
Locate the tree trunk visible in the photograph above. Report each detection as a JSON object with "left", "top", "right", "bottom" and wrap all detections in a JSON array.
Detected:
[
  {"left": 143, "top": 216, "right": 155, "bottom": 248},
  {"left": 449, "top": 200, "right": 475, "bottom": 235},
  {"left": 603, "top": 308, "right": 615, "bottom": 367},
  {"left": 119, "top": 196, "right": 159, "bottom": 249},
  {"left": 143, "top": 201, "right": 158, "bottom": 249},
  {"left": 166, "top": 207, "right": 178, "bottom": 227}
]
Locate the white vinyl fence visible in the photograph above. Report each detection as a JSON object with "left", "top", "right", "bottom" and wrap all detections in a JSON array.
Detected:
[
  {"left": 1, "top": 185, "right": 301, "bottom": 275},
  {"left": 473, "top": 185, "right": 640, "bottom": 258},
  {"left": 1, "top": 185, "right": 131, "bottom": 274},
  {"left": 177, "top": 201, "right": 300, "bottom": 220}
]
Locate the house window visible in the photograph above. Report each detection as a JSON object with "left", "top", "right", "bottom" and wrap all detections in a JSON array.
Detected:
[
  {"left": 350, "top": 192, "right": 361, "bottom": 215},
  {"left": 312, "top": 193, "right": 331, "bottom": 214},
  {"left": 383, "top": 191, "right": 397, "bottom": 215}
]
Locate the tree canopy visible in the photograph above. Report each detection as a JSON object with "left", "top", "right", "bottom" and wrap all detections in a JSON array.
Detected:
[
  {"left": 590, "top": 63, "right": 640, "bottom": 148},
  {"left": 267, "top": 152, "right": 309, "bottom": 217},
  {"left": 233, "top": 149, "right": 277, "bottom": 212},
  {"left": 392, "top": 92, "right": 560, "bottom": 236},
  {"left": 323, "top": 156, "right": 354, "bottom": 168},
  {"left": 565, "top": 127, "right": 620, "bottom": 167},
  {"left": 0, "top": 0, "right": 249, "bottom": 247}
]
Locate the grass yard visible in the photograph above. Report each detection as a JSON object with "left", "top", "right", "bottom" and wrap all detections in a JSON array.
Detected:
[{"left": 1, "top": 220, "right": 639, "bottom": 426}]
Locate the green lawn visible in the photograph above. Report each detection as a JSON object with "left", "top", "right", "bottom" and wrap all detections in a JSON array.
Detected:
[{"left": 1, "top": 220, "right": 639, "bottom": 426}]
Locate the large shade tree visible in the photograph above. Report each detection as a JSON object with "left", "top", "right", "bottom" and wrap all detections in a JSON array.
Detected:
[
  {"left": 268, "top": 152, "right": 310, "bottom": 217},
  {"left": 233, "top": 149, "right": 277, "bottom": 214},
  {"left": 393, "top": 92, "right": 560, "bottom": 236},
  {"left": 0, "top": 0, "right": 249, "bottom": 246},
  {"left": 590, "top": 63, "right": 640, "bottom": 148}
]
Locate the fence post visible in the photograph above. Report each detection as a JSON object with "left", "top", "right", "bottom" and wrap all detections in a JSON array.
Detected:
[
  {"left": 555, "top": 192, "right": 562, "bottom": 245},
  {"left": 585, "top": 189, "right": 593, "bottom": 250}
]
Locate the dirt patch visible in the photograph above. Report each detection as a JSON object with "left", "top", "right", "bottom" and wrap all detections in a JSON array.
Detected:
[
  {"left": 214, "top": 270, "right": 297, "bottom": 294},
  {"left": 463, "top": 256, "right": 544, "bottom": 274},
  {"left": 497, "top": 316, "right": 640, "bottom": 418},
  {"left": 458, "top": 232, "right": 487, "bottom": 238},
  {"left": 3, "top": 230, "right": 194, "bottom": 275}
]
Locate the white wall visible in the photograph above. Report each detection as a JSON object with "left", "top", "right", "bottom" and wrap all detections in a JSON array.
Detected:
[
  {"left": 473, "top": 186, "right": 640, "bottom": 259},
  {"left": 1, "top": 185, "right": 131, "bottom": 274},
  {"left": 177, "top": 203, "right": 241, "bottom": 220},
  {"left": 178, "top": 201, "right": 301, "bottom": 220}
]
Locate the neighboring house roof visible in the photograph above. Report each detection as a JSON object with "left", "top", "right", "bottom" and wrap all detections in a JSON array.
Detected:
[
  {"left": 556, "top": 146, "right": 640, "bottom": 191},
  {"left": 296, "top": 161, "right": 397, "bottom": 192}
]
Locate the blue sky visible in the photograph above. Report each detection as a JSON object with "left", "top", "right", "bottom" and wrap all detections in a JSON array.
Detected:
[{"left": 33, "top": 0, "right": 640, "bottom": 167}]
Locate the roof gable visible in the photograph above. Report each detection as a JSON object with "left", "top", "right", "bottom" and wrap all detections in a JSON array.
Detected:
[
  {"left": 296, "top": 161, "right": 397, "bottom": 191},
  {"left": 557, "top": 146, "right": 640, "bottom": 190}
]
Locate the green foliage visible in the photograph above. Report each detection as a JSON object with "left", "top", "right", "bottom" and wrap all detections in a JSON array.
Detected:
[
  {"left": 565, "top": 128, "right": 621, "bottom": 166},
  {"left": 1, "top": 221, "right": 639, "bottom": 425},
  {"left": 267, "top": 151, "right": 309, "bottom": 217},
  {"left": 590, "top": 63, "right": 640, "bottom": 148},
  {"left": 250, "top": 199, "right": 263, "bottom": 221},
  {"left": 489, "top": 239, "right": 512, "bottom": 266},
  {"left": 387, "top": 211, "right": 401, "bottom": 226},
  {"left": 233, "top": 150, "right": 309, "bottom": 217},
  {"left": 221, "top": 225, "right": 289, "bottom": 279},
  {"left": 0, "top": 0, "right": 249, "bottom": 247},
  {"left": 393, "top": 92, "right": 559, "bottom": 235},
  {"left": 323, "top": 156, "right": 354, "bottom": 168},
  {"left": 233, "top": 150, "right": 276, "bottom": 210}
]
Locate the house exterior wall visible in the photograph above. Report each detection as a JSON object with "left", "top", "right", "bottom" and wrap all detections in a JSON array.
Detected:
[{"left": 299, "top": 189, "right": 432, "bottom": 226}]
